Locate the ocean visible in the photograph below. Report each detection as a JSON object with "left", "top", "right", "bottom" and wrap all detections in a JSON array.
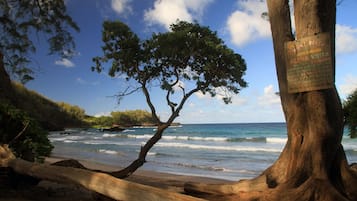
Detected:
[{"left": 49, "top": 123, "right": 357, "bottom": 181}]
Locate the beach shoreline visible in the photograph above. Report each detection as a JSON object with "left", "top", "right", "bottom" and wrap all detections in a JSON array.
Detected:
[{"left": 0, "top": 156, "right": 233, "bottom": 201}]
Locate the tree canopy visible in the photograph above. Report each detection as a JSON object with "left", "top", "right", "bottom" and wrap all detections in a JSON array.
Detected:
[
  {"left": 93, "top": 20, "right": 247, "bottom": 124},
  {"left": 343, "top": 89, "right": 357, "bottom": 138},
  {"left": 0, "top": 0, "right": 79, "bottom": 83}
]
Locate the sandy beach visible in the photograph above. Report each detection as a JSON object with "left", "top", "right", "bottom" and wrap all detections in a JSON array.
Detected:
[{"left": 0, "top": 156, "right": 232, "bottom": 201}]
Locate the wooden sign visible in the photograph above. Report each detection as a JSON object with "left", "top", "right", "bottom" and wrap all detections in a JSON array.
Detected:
[{"left": 285, "top": 33, "right": 334, "bottom": 93}]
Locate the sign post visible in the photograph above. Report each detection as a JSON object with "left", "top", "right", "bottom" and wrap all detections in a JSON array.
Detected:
[{"left": 285, "top": 33, "right": 334, "bottom": 93}]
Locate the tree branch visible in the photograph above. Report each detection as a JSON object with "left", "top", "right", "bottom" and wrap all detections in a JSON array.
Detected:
[
  {"left": 9, "top": 120, "right": 29, "bottom": 146},
  {"left": 112, "top": 86, "right": 141, "bottom": 105},
  {"left": 166, "top": 70, "right": 180, "bottom": 113},
  {"left": 167, "top": 87, "right": 200, "bottom": 124},
  {"left": 142, "top": 82, "right": 161, "bottom": 124}
]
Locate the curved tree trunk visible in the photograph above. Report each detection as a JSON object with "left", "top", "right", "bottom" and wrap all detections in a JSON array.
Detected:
[
  {"left": 110, "top": 123, "right": 170, "bottom": 178},
  {"left": 184, "top": 0, "right": 357, "bottom": 200}
]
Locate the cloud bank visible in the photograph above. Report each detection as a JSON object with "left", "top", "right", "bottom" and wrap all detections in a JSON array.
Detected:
[
  {"left": 144, "top": 0, "right": 214, "bottom": 30},
  {"left": 226, "top": 0, "right": 271, "bottom": 47}
]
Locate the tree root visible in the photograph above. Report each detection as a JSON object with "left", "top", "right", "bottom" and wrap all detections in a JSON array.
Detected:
[{"left": 184, "top": 170, "right": 357, "bottom": 201}]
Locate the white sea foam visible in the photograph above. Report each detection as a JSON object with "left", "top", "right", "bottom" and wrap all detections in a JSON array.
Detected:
[
  {"left": 156, "top": 142, "right": 282, "bottom": 153},
  {"left": 126, "top": 134, "right": 229, "bottom": 142},
  {"left": 147, "top": 152, "right": 157, "bottom": 156},
  {"left": 266, "top": 137, "right": 287, "bottom": 144},
  {"left": 103, "top": 133, "right": 118, "bottom": 137},
  {"left": 63, "top": 140, "right": 77, "bottom": 143},
  {"left": 123, "top": 129, "right": 136, "bottom": 132},
  {"left": 98, "top": 149, "right": 118, "bottom": 155}
]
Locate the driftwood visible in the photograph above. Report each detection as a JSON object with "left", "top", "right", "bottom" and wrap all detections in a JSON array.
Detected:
[{"left": 0, "top": 145, "right": 205, "bottom": 201}]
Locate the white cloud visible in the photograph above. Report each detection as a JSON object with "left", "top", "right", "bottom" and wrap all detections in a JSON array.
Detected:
[
  {"left": 144, "top": 0, "right": 213, "bottom": 30},
  {"left": 258, "top": 85, "right": 280, "bottom": 106},
  {"left": 94, "top": 111, "right": 111, "bottom": 117},
  {"left": 339, "top": 75, "right": 357, "bottom": 98},
  {"left": 336, "top": 24, "right": 357, "bottom": 54},
  {"left": 195, "top": 87, "right": 246, "bottom": 106},
  {"left": 55, "top": 58, "right": 75, "bottom": 68},
  {"left": 226, "top": 0, "right": 270, "bottom": 47},
  {"left": 76, "top": 77, "right": 100, "bottom": 86},
  {"left": 111, "top": 0, "right": 132, "bottom": 15}
]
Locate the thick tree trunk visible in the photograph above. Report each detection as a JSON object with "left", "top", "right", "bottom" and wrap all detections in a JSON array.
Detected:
[
  {"left": 184, "top": 0, "right": 357, "bottom": 200},
  {"left": 0, "top": 145, "right": 205, "bottom": 201},
  {"left": 0, "top": 52, "right": 15, "bottom": 102}
]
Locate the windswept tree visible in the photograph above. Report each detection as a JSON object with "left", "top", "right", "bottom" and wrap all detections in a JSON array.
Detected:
[
  {"left": 93, "top": 20, "right": 247, "bottom": 178},
  {"left": 185, "top": 0, "right": 357, "bottom": 200}
]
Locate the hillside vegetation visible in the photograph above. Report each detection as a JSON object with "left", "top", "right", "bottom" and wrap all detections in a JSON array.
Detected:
[
  {"left": 87, "top": 110, "right": 157, "bottom": 128},
  {"left": 3, "top": 82, "right": 88, "bottom": 131}
]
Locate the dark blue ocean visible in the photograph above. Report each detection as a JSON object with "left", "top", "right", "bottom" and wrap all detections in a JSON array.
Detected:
[{"left": 49, "top": 123, "right": 357, "bottom": 181}]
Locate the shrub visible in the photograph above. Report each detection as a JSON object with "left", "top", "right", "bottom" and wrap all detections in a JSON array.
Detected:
[{"left": 0, "top": 101, "right": 53, "bottom": 162}]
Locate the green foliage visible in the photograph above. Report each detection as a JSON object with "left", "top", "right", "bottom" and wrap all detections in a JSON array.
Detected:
[
  {"left": 87, "top": 110, "right": 156, "bottom": 128},
  {"left": 343, "top": 89, "right": 357, "bottom": 138},
  {"left": 111, "top": 110, "right": 156, "bottom": 126},
  {"left": 93, "top": 20, "right": 247, "bottom": 105},
  {"left": 11, "top": 82, "right": 88, "bottom": 130},
  {"left": 93, "top": 20, "right": 247, "bottom": 127},
  {"left": 0, "top": 101, "right": 53, "bottom": 162},
  {"left": 0, "top": 0, "right": 79, "bottom": 82},
  {"left": 57, "top": 102, "right": 86, "bottom": 120},
  {"left": 85, "top": 115, "right": 114, "bottom": 128}
]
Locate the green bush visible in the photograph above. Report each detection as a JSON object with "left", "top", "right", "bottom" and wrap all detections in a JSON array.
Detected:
[
  {"left": 0, "top": 101, "right": 53, "bottom": 162},
  {"left": 343, "top": 89, "right": 357, "bottom": 138}
]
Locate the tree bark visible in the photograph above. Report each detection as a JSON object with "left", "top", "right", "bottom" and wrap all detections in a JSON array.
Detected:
[
  {"left": 0, "top": 145, "right": 205, "bottom": 201},
  {"left": 0, "top": 52, "right": 15, "bottom": 102},
  {"left": 184, "top": 0, "right": 357, "bottom": 200}
]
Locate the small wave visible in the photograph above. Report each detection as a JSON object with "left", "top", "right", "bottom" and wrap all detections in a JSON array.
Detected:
[
  {"left": 227, "top": 137, "right": 266, "bottom": 143},
  {"left": 126, "top": 134, "right": 228, "bottom": 141},
  {"left": 103, "top": 134, "right": 117, "bottom": 137},
  {"left": 103, "top": 133, "right": 129, "bottom": 138},
  {"left": 176, "top": 163, "right": 228, "bottom": 172},
  {"left": 266, "top": 137, "right": 287, "bottom": 144},
  {"left": 63, "top": 140, "right": 78, "bottom": 143},
  {"left": 123, "top": 129, "right": 136, "bottom": 132},
  {"left": 156, "top": 142, "right": 282, "bottom": 153},
  {"left": 98, "top": 149, "right": 119, "bottom": 155},
  {"left": 128, "top": 134, "right": 153, "bottom": 139},
  {"left": 49, "top": 135, "right": 85, "bottom": 142},
  {"left": 124, "top": 134, "right": 286, "bottom": 144},
  {"left": 147, "top": 152, "right": 157, "bottom": 156}
]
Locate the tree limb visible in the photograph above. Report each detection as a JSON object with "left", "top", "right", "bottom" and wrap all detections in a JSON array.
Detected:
[
  {"left": 0, "top": 145, "right": 205, "bottom": 201},
  {"left": 9, "top": 120, "right": 29, "bottom": 146},
  {"left": 142, "top": 82, "right": 161, "bottom": 124}
]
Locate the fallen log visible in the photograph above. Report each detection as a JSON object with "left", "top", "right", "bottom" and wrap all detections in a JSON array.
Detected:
[{"left": 0, "top": 145, "right": 205, "bottom": 201}]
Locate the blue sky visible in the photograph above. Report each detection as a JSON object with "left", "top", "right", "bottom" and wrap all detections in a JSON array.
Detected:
[{"left": 26, "top": 0, "right": 357, "bottom": 124}]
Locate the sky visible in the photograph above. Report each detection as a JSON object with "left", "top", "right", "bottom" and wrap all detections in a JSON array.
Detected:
[{"left": 26, "top": 0, "right": 357, "bottom": 124}]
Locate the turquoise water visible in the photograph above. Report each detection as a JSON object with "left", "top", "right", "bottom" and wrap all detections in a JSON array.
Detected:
[{"left": 49, "top": 123, "right": 357, "bottom": 181}]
